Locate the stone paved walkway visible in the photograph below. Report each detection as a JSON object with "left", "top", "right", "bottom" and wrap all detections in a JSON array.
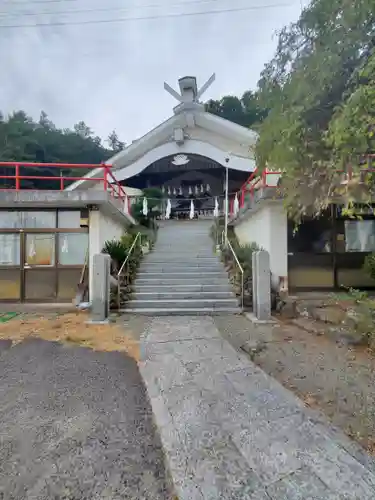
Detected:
[{"left": 140, "top": 316, "right": 375, "bottom": 499}]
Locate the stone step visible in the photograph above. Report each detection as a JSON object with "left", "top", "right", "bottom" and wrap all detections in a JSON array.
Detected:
[
  {"left": 132, "top": 284, "right": 233, "bottom": 293},
  {"left": 121, "top": 307, "right": 241, "bottom": 316},
  {"left": 147, "top": 252, "right": 216, "bottom": 259},
  {"left": 141, "top": 260, "right": 220, "bottom": 266},
  {"left": 139, "top": 265, "right": 223, "bottom": 273},
  {"left": 143, "top": 257, "right": 220, "bottom": 263},
  {"left": 132, "top": 291, "right": 235, "bottom": 300},
  {"left": 135, "top": 277, "right": 230, "bottom": 285},
  {"left": 137, "top": 271, "right": 227, "bottom": 278},
  {"left": 126, "top": 298, "right": 239, "bottom": 310}
]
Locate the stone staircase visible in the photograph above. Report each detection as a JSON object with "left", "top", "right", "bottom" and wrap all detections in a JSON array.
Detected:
[{"left": 125, "top": 220, "right": 240, "bottom": 315}]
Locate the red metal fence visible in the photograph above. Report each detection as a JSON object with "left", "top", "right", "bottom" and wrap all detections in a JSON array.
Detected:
[{"left": 0, "top": 161, "right": 128, "bottom": 204}]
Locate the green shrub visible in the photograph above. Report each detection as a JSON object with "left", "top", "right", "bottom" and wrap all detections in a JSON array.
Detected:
[
  {"left": 363, "top": 253, "right": 375, "bottom": 281},
  {"left": 102, "top": 239, "right": 129, "bottom": 271}
]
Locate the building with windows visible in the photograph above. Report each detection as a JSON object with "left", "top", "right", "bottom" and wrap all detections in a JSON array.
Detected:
[
  {"left": 0, "top": 75, "right": 257, "bottom": 303},
  {"left": 230, "top": 176, "right": 375, "bottom": 292}
]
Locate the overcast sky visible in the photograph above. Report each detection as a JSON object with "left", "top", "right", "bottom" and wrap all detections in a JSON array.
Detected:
[{"left": 0, "top": 0, "right": 308, "bottom": 145}]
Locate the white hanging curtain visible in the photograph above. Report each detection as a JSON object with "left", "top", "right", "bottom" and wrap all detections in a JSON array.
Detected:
[
  {"left": 195, "top": 185, "right": 199, "bottom": 195},
  {"left": 179, "top": 186, "right": 182, "bottom": 195},
  {"left": 188, "top": 186, "right": 192, "bottom": 195},
  {"left": 213, "top": 196, "right": 219, "bottom": 217},
  {"left": 206, "top": 183, "right": 210, "bottom": 192},
  {"left": 189, "top": 199, "right": 195, "bottom": 220},
  {"left": 142, "top": 197, "right": 148, "bottom": 216},
  {"left": 233, "top": 192, "right": 240, "bottom": 216},
  {"left": 173, "top": 187, "right": 176, "bottom": 195},
  {"left": 167, "top": 186, "right": 171, "bottom": 195},
  {"left": 161, "top": 186, "right": 165, "bottom": 194},
  {"left": 28, "top": 237, "right": 36, "bottom": 258},
  {"left": 165, "top": 198, "right": 171, "bottom": 219},
  {"left": 61, "top": 235, "right": 69, "bottom": 253},
  {"left": 200, "top": 184, "right": 204, "bottom": 193}
]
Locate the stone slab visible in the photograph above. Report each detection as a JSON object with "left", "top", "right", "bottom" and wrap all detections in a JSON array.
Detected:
[
  {"left": 139, "top": 315, "right": 375, "bottom": 499},
  {"left": 245, "top": 312, "right": 277, "bottom": 324}
]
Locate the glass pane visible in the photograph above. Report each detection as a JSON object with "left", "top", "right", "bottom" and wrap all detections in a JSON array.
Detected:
[
  {"left": 0, "top": 234, "right": 20, "bottom": 265},
  {"left": 0, "top": 211, "right": 55, "bottom": 229},
  {"left": 25, "top": 234, "right": 55, "bottom": 266},
  {"left": 342, "top": 220, "right": 375, "bottom": 252},
  {"left": 0, "top": 269, "right": 20, "bottom": 299},
  {"left": 288, "top": 217, "right": 332, "bottom": 253},
  {"left": 24, "top": 270, "right": 56, "bottom": 300},
  {"left": 58, "top": 233, "right": 88, "bottom": 265},
  {"left": 22, "top": 211, "right": 56, "bottom": 228},
  {"left": 58, "top": 211, "right": 81, "bottom": 228},
  {"left": 58, "top": 269, "right": 82, "bottom": 299}
]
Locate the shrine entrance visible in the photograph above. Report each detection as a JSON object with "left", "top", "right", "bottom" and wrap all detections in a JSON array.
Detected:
[{"left": 124, "top": 153, "right": 249, "bottom": 218}]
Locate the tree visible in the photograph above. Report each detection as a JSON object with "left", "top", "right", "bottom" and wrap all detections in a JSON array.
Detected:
[
  {"left": 131, "top": 188, "right": 163, "bottom": 227},
  {"left": 73, "top": 121, "right": 93, "bottom": 139},
  {"left": 0, "top": 110, "right": 115, "bottom": 188},
  {"left": 255, "top": 0, "right": 375, "bottom": 219},
  {"left": 205, "top": 91, "right": 268, "bottom": 129},
  {"left": 107, "top": 130, "right": 125, "bottom": 153}
]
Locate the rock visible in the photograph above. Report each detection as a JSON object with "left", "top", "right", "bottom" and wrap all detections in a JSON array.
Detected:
[
  {"left": 311, "top": 306, "right": 346, "bottom": 325},
  {"left": 240, "top": 340, "right": 267, "bottom": 358},
  {"left": 278, "top": 298, "right": 298, "bottom": 318},
  {"left": 292, "top": 317, "right": 325, "bottom": 336}
]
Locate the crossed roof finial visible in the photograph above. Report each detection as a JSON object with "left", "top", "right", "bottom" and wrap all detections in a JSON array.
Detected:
[{"left": 164, "top": 74, "right": 216, "bottom": 104}]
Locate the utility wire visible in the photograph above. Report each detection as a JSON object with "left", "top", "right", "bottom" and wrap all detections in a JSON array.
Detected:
[
  {"left": 0, "top": 2, "right": 294, "bottom": 29},
  {"left": 0, "top": 0, "right": 248, "bottom": 19}
]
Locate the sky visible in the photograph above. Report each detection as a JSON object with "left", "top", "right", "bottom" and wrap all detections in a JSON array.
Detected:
[{"left": 0, "top": 0, "right": 309, "bottom": 145}]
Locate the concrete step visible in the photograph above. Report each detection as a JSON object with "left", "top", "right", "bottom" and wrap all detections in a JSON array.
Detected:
[
  {"left": 150, "top": 253, "right": 216, "bottom": 259},
  {"left": 132, "top": 291, "right": 235, "bottom": 300},
  {"left": 137, "top": 271, "right": 227, "bottom": 278},
  {"left": 132, "top": 284, "right": 233, "bottom": 293},
  {"left": 139, "top": 265, "right": 223, "bottom": 273},
  {"left": 141, "top": 260, "right": 220, "bottom": 267},
  {"left": 121, "top": 307, "right": 241, "bottom": 316},
  {"left": 142, "top": 254, "right": 221, "bottom": 264},
  {"left": 135, "top": 277, "right": 230, "bottom": 285},
  {"left": 126, "top": 298, "right": 239, "bottom": 310}
]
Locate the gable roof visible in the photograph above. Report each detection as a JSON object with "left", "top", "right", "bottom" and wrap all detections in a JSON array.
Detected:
[{"left": 66, "top": 106, "right": 257, "bottom": 192}]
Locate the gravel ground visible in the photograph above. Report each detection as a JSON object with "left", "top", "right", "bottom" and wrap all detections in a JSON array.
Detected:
[
  {"left": 0, "top": 338, "right": 174, "bottom": 500},
  {"left": 214, "top": 314, "right": 375, "bottom": 454}
]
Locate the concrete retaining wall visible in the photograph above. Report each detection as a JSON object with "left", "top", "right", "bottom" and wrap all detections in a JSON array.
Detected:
[{"left": 233, "top": 200, "right": 288, "bottom": 288}]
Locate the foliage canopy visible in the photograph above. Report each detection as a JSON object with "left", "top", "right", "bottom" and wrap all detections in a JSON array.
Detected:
[{"left": 255, "top": 0, "right": 375, "bottom": 219}]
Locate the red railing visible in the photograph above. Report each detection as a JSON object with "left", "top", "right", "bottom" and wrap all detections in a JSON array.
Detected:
[
  {"left": 231, "top": 160, "right": 375, "bottom": 217},
  {"left": 230, "top": 168, "right": 282, "bottom": 216},
  {"left": 0, "top": 161, "right": 129, "bottom": 205}
]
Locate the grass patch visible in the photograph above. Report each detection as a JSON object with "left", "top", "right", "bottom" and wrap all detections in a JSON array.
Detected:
[{"left": 0, "top": 312, "right": 139, "bottom": 361}]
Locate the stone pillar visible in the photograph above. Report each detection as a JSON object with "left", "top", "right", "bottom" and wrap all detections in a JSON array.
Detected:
[
  {"left": 252, "top": 251, "right": 259, "bottom": 318},
  {"left": 253, "top": 250, "right": 271, "bottom": 321},
  {"left": 90, "top": 253, "right": 111, "bottom": 323}
]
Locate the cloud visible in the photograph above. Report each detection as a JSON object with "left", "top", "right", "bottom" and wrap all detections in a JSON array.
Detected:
[{"left": 0, "top": 0, "right": 308, "bottom": 143}]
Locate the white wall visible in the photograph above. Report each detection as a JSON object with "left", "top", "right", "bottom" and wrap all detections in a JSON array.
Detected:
[
  {"left": 234, "top": 201, "right": 288, "bottom": 286},
  {"left": 88, "top": 209, "right": 125, "bottom": 299}
]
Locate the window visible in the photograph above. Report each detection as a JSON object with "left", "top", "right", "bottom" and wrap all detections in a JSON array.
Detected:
[
  {"left": 288, "top": 216, "right": 333, "bottom": 253},
  {"left": 0, "top": 211, "right": 55, "bottom": 229},
  {"left": 338, "top": 220, "right": 375, "bottom": 252},
  {"left": 25, "top": 234, "right": 55, "bottom": 266},
  {"left": 58, "top": 211, "right": 82, "bottom": 228},
  {"left": 0, "top": 234, "right": 20, "bottom": 265},
  {"left": 58, "top": 233, "right": 88, "bottom": 265}
]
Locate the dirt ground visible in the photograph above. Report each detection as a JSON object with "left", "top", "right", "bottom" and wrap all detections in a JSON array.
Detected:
[
  {"left": 0, "top": 312, "right": 140, "bottom": 360},
  {"left": 214, "top": 314, "right": 375, "bottom": 455}
]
